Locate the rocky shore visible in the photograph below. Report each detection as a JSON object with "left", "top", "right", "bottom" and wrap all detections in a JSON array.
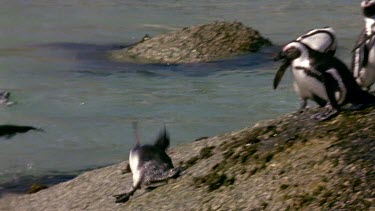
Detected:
[
  {"left": 109, "top": 21, "right": 272, "bottom": 64},
  {"left": 0, "top": 106, "right": 373, "bottom": 210}
]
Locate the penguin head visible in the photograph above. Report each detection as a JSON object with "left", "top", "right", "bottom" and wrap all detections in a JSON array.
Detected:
[
  {"left": 273, "top": 42, "right": 307, "bottom": 89},
  {"left": 275, "top": 42, "right": 304, "bottom": 61},
  {"left": 362, "top": 0, "right": 375, "bottom": 18},
  {"left": 296, "top": 27, "right": 337, "bottom": 55}
]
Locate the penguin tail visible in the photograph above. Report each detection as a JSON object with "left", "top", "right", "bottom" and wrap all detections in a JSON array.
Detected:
[{"left": 154, "top": 125, "right": 170, "bottom": 151}]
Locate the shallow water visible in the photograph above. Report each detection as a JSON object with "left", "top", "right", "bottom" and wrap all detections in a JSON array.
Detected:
[{"left": 0, "top": 1, "right": 366, "bottom": 188}]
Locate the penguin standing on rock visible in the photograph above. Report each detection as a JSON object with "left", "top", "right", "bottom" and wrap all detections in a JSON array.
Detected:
[
  {"left": 352, "top": 0, "right": 375, "bottom": 90},
  {"left": 114, "top": 123, "right": 183, "bottom": 203},
  {"left": 274, "top": 27, "right": 337, "bottom": 112},
  {"left": 274, "top": 39, "right": 375, "bottom": 121}
]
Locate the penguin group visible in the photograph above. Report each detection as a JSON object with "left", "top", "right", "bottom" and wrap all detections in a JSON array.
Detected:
[{"left": 274, "top": 0, "right": 375, "bottom": 121}]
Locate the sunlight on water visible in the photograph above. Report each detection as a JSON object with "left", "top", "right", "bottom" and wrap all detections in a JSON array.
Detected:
[{"left": 0, "top": 0, "right": 365, "bottom": 187}]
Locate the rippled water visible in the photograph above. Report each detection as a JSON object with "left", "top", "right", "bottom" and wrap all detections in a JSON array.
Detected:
[{"left": 0, "top": 1, "right": 365, "bottom": 189}]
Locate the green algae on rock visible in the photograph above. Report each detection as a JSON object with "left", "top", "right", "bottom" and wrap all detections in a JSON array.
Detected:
[{"left": 109, "top": 21, "right": 272, "bottom": 64}]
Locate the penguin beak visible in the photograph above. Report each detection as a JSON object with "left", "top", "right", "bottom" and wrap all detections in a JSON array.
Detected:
[{"left": 273, "top": 59, "right": 291, "bottom": 89}]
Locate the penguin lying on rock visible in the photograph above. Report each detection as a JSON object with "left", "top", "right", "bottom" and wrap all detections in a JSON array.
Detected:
[
  {"left": 352, "top": 0, "right": 375, "bottom": 91},
  {"left": 274, "top": 30, "right": 375, "bottom": 121},
  {"left": 114, "top": 123, "right": 183, "bottom": 203},
  {"left": 274, "top": 27, "right": 337, "bottom": 112}
]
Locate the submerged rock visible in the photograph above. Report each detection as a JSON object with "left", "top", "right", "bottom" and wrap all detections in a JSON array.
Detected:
[
  {"left": 0, "top": 107, "right": 373, "bottom": 210},
  {"left": 109, "top": 21, "right": 272, "bottom": 64}
]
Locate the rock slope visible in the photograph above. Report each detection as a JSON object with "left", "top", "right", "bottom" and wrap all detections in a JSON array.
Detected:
[{"left": 0, "top": 107, "right": 374, "bottom": 210}]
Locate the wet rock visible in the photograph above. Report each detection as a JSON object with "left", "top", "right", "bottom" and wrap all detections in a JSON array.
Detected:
[
  {"left": 109, "top": 21, "right": 272, "bottom": 64},
  {"left": 27, "top": 184, "right": 48, "bottom": 194}
]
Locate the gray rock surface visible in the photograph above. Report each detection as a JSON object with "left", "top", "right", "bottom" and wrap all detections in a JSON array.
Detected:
[
  {"left": 109, "top": 21, "right": 272, "bottom": 64},
  {"left": 0, "top": 107, "right": 374, "bottom": 210}
]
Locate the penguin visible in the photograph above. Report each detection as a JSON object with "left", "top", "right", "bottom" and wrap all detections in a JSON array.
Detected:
[
  {"left": 114, "top": 123, "right": 183, "bottom": 203},
  {"left": 0, "top": 91, "right": 14, "bottom": 106},
  {"left": 274, "top": 27, "right": 337, "bottom": 112},
  {"left": 274, "top": 40, "right": 375, "bottom": 121},
  {"left": 0, "top": 125, "right": 42, "bottom": 138},
  {"left": 352, "top": 0, "right": 375, "bottom": 90}
]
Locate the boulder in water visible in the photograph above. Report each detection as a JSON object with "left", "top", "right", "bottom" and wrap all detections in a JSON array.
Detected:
[{"left": 109, "top": 21, "right": 272, "bottom": 64}]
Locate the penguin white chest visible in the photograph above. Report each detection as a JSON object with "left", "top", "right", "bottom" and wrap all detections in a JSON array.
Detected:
[
  {"left": 129, "top": 150, "right": 142, "bottom": 187},
  {"left": 364, "top": 45, "right": 375, "bottom": 85},
  {"left": 292, "top": 67, "right": 328, "bottom": 101}
]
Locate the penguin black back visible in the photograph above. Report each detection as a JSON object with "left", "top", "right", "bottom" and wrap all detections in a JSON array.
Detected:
[{"left": 132, "top": 127, "right": 173, "bottom": 169}]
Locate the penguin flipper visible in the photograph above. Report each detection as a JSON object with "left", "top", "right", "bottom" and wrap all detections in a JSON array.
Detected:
[
  {"left": 310, "top": 73, "right": 341, "bottom": 121},
  {"left": 351, "top": 30, "right": 367, "bottom": 76},
  {"left": 322, "top": 72, "right": 341, "bottom": 110},
  {"left": 154, "top": 126, "right": 170, "bottom": 151},
  {"left": 312, "top": 95, "right": 327, "bottom": 107},
  {"left": 273, "top": 60, "right": 291, "bottom": 89}
]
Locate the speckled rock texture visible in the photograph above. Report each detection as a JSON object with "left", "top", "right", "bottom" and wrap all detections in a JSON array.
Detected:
[
  {"left": 0, "top": 107, "right": 374, "bottom": 210},
  {"left": 109, "top": 21, "right": 272, "bottom": 64}
]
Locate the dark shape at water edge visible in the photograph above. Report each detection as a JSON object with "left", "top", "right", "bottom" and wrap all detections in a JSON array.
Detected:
[
  {"left": 0, "top": 125, "right": 43, "bottom": 138},
  {"left": 0, "top": 164, "right": 113, "bottom": 197},
  {"left": 0, "top": 174, "right": 76, "bottom": 197}
]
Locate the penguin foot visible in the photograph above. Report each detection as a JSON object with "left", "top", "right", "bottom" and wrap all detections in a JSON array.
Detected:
[
  {"left": 297, "top": 107, "right": 307, "bottom": 114},
  {"left": 297, "top": 100, "right": 308, "bottom": 113},
  {"left": 171, "top": 166, "right": 184, "bottom": 178},
  {"left": 113, "top": 192, "right": 132, "bottom": 203},
  {"left": 311, "top": 109, "right": 339, "bottom": 121},
  {"left": 145, "top": 186, "right": 158, "bottom": 191}
]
